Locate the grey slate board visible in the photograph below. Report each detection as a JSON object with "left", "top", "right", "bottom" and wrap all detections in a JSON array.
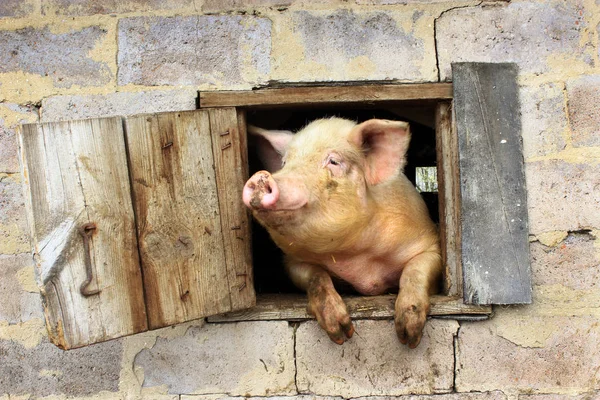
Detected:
[{"left": 452, "top": 63, "right": 532, "bottom": 305}]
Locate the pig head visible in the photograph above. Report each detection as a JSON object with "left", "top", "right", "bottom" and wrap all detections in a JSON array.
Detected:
[{"left": 243, "top": 118, "right": 442, "bottom": 348}]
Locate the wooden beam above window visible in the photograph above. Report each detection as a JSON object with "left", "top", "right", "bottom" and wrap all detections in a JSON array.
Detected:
[{"left": 199, "top": 83, "right": 453, "bottom": 108}]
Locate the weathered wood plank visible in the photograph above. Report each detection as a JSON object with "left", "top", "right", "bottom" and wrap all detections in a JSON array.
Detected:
[
  {"left": 208, "top": 294, "right": 492, "bottom": 322},
  {"left": 199, "top": 83, "right": 453, "bottom": 108},
  {"left": 452, "top": 63, "right": 532, "bottom": 305},
  {"left": 18, "top": 118, "right": 147, "bottom": 349},
  {"left": 125, "top": 111, "right": 239, "bottom": 329},
  {"left": 208, "top": 108, "right": 255, "bottom": 311},
  {"left": 435, "top": 102, "right": 462, "bottom": 297}
]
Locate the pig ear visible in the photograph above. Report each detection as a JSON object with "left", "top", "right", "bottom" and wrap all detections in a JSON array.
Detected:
[
  {"left": 248, "top": 125, "right": 294, "bottom": 172},
  {"left": 350, "top": 119, "right": 411, "bottom": 185}
]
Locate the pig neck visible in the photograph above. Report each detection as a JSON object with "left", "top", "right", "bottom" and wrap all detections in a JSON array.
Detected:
[
  {"left": 284, "top": 174, "right": 438, "bottom": 272},
  {"left": 269, "top": 197, "right": 376, "bottom": 259}
]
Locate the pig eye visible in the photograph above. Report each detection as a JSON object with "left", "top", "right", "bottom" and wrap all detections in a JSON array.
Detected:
[{"left": 324, "top": 153, "right": 344, "bottom": 174}]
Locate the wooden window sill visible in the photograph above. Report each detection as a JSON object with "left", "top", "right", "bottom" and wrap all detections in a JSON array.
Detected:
[{"left": 207, "top": 293, "right": 492, "bottom": 323}]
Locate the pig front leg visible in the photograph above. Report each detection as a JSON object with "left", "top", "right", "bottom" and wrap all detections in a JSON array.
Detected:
[
  {"left": 286, "top": 259, "right": 354, "bottom": 344},
  {"left": 395, "top": 251, "right": 442, "bottom": 348}
]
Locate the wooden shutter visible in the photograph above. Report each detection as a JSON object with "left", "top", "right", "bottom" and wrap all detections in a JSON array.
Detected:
[
  {"left": 19, "top": 108, "right": 255, "bottom": 348},
  {"left": 452, "top": 62, "right": 532, "bottom": 305},
  {"left": 19, "top": 118, "right": 147, "bottom": 349},
  {"left": 124, "top": 108, "right": 254, "bottom": 329}
]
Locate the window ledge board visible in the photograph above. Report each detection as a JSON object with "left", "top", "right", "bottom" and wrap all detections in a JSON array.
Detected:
[{"left": 207, "top": 293, "right": 492, "bottom": 323}]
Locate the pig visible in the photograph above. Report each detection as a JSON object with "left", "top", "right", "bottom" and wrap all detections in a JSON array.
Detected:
[{"left": 242, "top": 118, "right": 442, "bottom": 348}]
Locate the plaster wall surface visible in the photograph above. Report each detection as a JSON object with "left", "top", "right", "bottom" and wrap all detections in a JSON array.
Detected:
[{"left": 0, "top": 0, "right": 599, "bottom": 399}]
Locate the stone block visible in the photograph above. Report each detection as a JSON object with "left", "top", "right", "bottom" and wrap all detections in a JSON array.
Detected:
[
  {"left": 118, "top": 16, "right": 271, "bottom": 87},
  {"left": 357, "top": 0, "right": 473, "bottom": 3},
  {"left": 183, "top": 395, "right": 506, "bottom": 400},
  {"left": 519, "top": 84, "right": 567, "bottom": 158},
  {"left": 202, "top": 0, "right": 293, "bottom": 13},
  {"left": 42, "top": 0, "right": 193, "bottom": 16},
  {"left": 134, "top": 321, "right": 295, "bottom": 395},
  {"left": 0, "top": 174, "right": 30, "bottom": 254},
  {"left": 520, "top": 394, "right": 600, "bottom": 400},
  {"left": 531, "top": 231, "right": 599, "bottom": 290},
  {"left": 437, "top": 2, "right": 593, "bottom": 80},
  {"left": 281, "top": 9, "right": 436, "bottom": 82},
  {"left": 182, "top": 397, "right": 342, "bottom": 400},
  {"left": 526, "top": 160, "right": 600, "bottom": 234},
  {"left": 0, "top": 103, "right": 38, "bottom": 173},
  {"left": 0, "top": 337, "right": 123, "bottom": 397},
  {"left": 0, "top": 254, "right": 42, "bottom": 324},
  {"left": 353, "top": 393, "right": 507, "bottom": 400},
  {"left": 296, "top": 319, "right": 458, "bottom": 397},
  {"left": 531, "top": 284, "right": 600, "bottom": 317},
  {"left": 456, "top": 313, "right": 600, "bottom": 392},
  {"left": 41, "top": 89, "right": 198, "bottom": 122},
  {"left": 566, "top": 75, "right": 600, "bottom": 147},
  {"left": 0, "top": 26, "right": 112, "bottom": 89},
  {"left": 0, "top": 0, "right": 34, "bottom": 17}
]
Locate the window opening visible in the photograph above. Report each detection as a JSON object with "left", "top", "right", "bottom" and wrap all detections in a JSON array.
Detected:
[{"left": 245, "top": 104, "right": 439, "bottom": 295}]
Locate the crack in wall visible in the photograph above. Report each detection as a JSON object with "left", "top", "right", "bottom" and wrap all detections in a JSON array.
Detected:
[
  {"left": 292, "top": 322, "right": 300, "bottom": 394},
  {"left": 560, "top": 80, "right": 573, "bottom": 141},
  {"left": 530, "top": 229, "right": 595, "bottom": 246},
  {"left": 433, "top": 1, "right": 484, "bottom": 82},
  {"left": 453, "top": 321, "right": 461, "bottom": 392}
]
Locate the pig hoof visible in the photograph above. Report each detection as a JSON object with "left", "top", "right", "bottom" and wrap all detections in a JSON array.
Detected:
[
  {"left": 307, "top": 289, "right": 354, "bottom": 344},
  {"left": 394, "top": 294, "right": 429, "bottom": 348}
]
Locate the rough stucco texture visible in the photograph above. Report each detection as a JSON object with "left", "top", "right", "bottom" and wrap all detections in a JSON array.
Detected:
[
  {"left": 456, "top": 314, "right": 600, "bottom": 392},
  {"left": 0, "top": 103, "right": 38, "bottom": 173},
  {"left": 117, "top": 15, "right": 271, "bottom": 87},
  {"left": 288, "top": 9, "right": 435, "bottom": 81},
  {"left": 519, "top": 84, "right": 568, "bottom": 159},
  {"left": 0, "top": 26, "right": 112, "bottom": 88},
  {"left": 0, "top": 174, "right": 30, "bottom": 254},
  {"left": 296, "top": 319, "right": 458, "bottom": 397},
  {"left": 42, "top": 0, "right": 194, "bottom": 16},
  {"left": 526, "top": 160, "right": 600, "bottom": 233},
  {"left": 566, "top": 75, "right": 600, "bottom": 147},
  {"left": 0, "top": 337, "right": 123, "bottom": 397},
  {"left": 181, "top": 392, "right": 510, "bottom": 400},
  {"left": 530, "top": 232, "right": 600, "bottom": 291},
  {"left": 358, "top": 0, "right": 475, "bottom": 3},
  {"left": 436, "top": 1, "right": 593, "bottom": 80},
  {"left": 521, "top": 394, "right": 600, "bottom": 400},
  {"left": 202, "top": 0, "right": 293, "bottom": 13},
  {"left": 134, "top": 321, "right": 296, "bottom": 395},
  {"left": 0, "top": 254, "right": 42, "bottom": 323},
  {"left": 0, "top": 0, "right": 34, "bottom": 17},
  {"left": 41, "top": 89, "right": 198, "bottom": 122}
]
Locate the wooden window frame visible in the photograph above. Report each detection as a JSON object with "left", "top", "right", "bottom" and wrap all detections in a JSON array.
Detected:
[{"left": 199, "top": 83, "right": 493, "bottom": 323}]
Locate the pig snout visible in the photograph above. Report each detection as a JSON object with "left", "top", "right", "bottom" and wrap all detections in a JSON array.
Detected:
[
  {"left": 243, "top": 171, "right": 280, "bottom": 210},
  {"left": 243, "top": 171, "right": 309, "bottom": 211}
]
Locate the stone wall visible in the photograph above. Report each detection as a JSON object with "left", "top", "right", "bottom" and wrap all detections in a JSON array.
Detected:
[{"left": 1, "top": 0, "right": 599, "bottom": 399}]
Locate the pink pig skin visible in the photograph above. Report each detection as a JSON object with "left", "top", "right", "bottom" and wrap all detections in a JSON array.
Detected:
[{"left": 243, "top": 118, "right": 442, "bottom": 348}]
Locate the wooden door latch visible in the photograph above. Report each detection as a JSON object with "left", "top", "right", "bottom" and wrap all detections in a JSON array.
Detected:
[{"left": 78, "top": 222, "right": 101, "bottom": 297}]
